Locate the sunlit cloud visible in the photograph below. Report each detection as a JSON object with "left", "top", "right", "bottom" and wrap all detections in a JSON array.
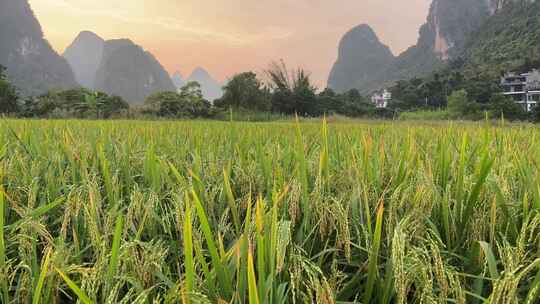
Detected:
[
  {"left": 43, "top": 0, "right": 293, "bottom": 45},
  {"left": 30, "top": 0, "right": 431, "bottom": 86}
]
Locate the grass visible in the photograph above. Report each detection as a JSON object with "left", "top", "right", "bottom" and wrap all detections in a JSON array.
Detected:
[
  {"left": 399, "top": 109, "right": 451, "bottom": 121},
  {"left": 0, "top": 118, "right": 540, "bottom": 303}
]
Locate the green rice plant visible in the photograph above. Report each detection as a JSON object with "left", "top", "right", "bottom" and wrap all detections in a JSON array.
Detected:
[
  {"left": 0, "top": 119, "right": 539, "bottom": 303},
  {"left": 223, "top": 168, "right": 241, "bottom": 234},
  {"left": 191, "top": 189, "right": 233, "bottom": 300},
  {"left": 0, "top": 189, "right": 8, "bottom": 304},
  {"left": 55, "top": 267, "right": 94, "bottom": 304},
  {"left": 247, "top": 244, "right": 260, "bottom": 304},
  {"left": 363, "top": 203, "right": 384, "bottom": 304},
  {"left": 479, "top": 241, "right": 500, "bottom": 280},
  {"left": 106, "top": 213, "right": 124, "bottom": 293},
  {"left": 182, "top": 193, "right": 195, "bottom": 302},
  {"left": 32, "top": 247, "right": 51, "bottom": 304}
]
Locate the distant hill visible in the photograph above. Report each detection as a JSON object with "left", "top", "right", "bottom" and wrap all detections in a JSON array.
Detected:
[
  {"left": 329, "top": 0, "right": 494, "bottom": 93},
  {"left": 171, "top": 71, "right": 185, "bottom": 89},
  {"left": 185, "top": 67, "right": 223, "bottom": 101},
  {"left": 63, "top": 32, "right": 176, "bottom": 104},
  {"left": 460, "top": 0, "right": 540, "bottom": 76},
  {"left": 327, "top": 24, "right": 395, "bottom": 93},
  {"left": 63, "top": 31, "right": 104, "bottom": 89},
  {"left": 383, "top": 0, "right": 540, "bottom": 109},
  {"left": 94, "top": 39, "right": 176, "bottom": 104},
  {"left": 0, "top": 0, "right": 78, "bottom": 95}
]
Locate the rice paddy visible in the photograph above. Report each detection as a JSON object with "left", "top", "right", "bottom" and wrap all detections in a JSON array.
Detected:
[{"left": 1, "top": 119, "right": 540, "bottom": 303}]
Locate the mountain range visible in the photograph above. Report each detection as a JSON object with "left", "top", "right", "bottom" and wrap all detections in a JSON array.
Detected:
[
  {"left": 63, "top": 31, "right": 223, "bottom": 103},
  {"left": 0, "top": 0, "right": 77, "bottom": 96},
  {"left": 63, "top": 32, "right": 175, "bottom": 104},
  {"left": 63, "top": 31, "right": 104, "bottom": 90},
  {"left": 171, "top": 68, "right": 223, "bottom": 102},
  {"left": 3, "top": 0, "right": 538, "bottom": 104},
  {"left": 0, "top": 0, "right": 221, "bottom": 104},
  {"left": 328, "top": 0, "right": 505, "bottom": 93}
]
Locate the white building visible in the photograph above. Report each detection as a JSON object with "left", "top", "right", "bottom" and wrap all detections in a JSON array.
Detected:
[
  {"left": 371, "top": 89, "right": 391, "bottom": 108},
  {"left": 501, "top": 70, "right": 540, "bottom": 112}
]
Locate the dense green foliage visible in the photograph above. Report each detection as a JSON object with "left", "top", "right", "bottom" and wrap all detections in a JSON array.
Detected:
[
  {"left": 388, "top": 0, "right": 540, "bottom": 121},
  {"left": 447, "top": 89, "right": 472, "bottom": 116},
  {"left": 487, "top": 93, "right": 526, "bottom": 121},
  {"left": 264, "top": 62, "right": 385, "bottom": 118},
  {"left": 1, "top": 120, "right": 540, "bottom": 303},
  {"left": 265, "top": 61, "right": 320, "bottom": 116},
  {"left": 0, "top": 65, "right": 19, "bottom": 114},
  {"left": 144, "top": 82, "right": 211, "bottom": 118},
  {"left": 20, "top": 88, "right": 129, "bottom": 119},
  {"left": 328, "top": 0, "right": 493, "bottom": 93},
  {"left": 214, "top": 72, "right": 271, "bottom": 111},
  {"left": 463, "top": 0, "right": 540, "bottom": 76},
  {"left": 388, "top": 69, "right": 501, "bottom": 112}
]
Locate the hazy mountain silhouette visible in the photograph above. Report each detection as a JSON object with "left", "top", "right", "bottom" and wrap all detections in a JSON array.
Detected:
[
  {"left": 329, "top": 0, "right": 493, "bottom": 93},
  {"left": 91, "top": 39, "right": 175, "bottom": 104},
  {"left": 328, "top": 24, "right": 395, "bottom": 93},
  {"left": 0, "top": 0, "right": 78, "bottom": 95},
  {"left": 171, "top": 71, "right": 185, "bottom": 89},
  {"left": 63, "top": 31, "right": 104, "bottom": 89},
  {"left": 185, "top": 67, "right": 223, "bottom": 101}
]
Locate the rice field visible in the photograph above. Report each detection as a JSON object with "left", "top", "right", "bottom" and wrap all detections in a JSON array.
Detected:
[{"left": 1, "top": 119, "right": 540, "bottom": 303}]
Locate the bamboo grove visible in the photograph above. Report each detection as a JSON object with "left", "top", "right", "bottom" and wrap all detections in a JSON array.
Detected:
[{"left": 1, "top": 119, "right": 540, "bottom": 303}]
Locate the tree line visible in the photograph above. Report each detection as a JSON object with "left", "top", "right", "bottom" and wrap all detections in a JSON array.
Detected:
[
  {"left": 1, "top": 62, "right": 540, "bottom": 121},
  {"left": 0, "top": 62, "right": 389, "bottom": 120},
  {"left": 387, "top": 65, "right": 540, "bottom": 122}
]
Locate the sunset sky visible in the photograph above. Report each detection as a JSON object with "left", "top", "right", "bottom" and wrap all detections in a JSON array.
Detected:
[{"left": 28, "top": 0, "right": 431, "bottom": 86}]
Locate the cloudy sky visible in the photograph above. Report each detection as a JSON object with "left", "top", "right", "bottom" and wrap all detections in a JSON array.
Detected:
[{"left": 29, "top": 0, "right": 431, "bottom": 86}]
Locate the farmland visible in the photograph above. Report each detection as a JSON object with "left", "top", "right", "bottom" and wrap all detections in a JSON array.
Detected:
[{"left": 1, "top": 119, "right": 540, "bottom": 303}]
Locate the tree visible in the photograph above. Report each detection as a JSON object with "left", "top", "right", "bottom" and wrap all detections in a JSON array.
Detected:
[
  {"left": 102, "top": 95, "right": 129, "bottom": 118},
  {"left": 215, "top": 72, "right": 270, "bottom": 111},
  {"left": 178, "top": 81, "right": 212, "bottom": 117},
  {"left": 145, "top": 91, "right": 184, "bottom": 117},
  {"left": 447, "top": 89, "right": 479, "bottom": 118},
  {"left": 265, "top": 61, "right": 319, "bottom": 116},
  {"left": 0, "top": 65, "right": 19, "bottom": 114},
  {"left": 531, "top": 105, "right": 540, "bottom": 123},
  {"left": 145, "top": 82, "right": 211, "bottom": 118},
  {"left": 488, "top": 93, "right": 525, "bottom": 120},
  {"left": 76, "top": 92, "right": 106, "bottom": 118},
  {"left": 292, "top": 69, "right": 319, "bottom": 116},
  {"left": 317, "top": 88, "right": 339, "bottom": 114}
]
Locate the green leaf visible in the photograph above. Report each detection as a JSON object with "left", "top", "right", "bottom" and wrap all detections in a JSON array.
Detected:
[{"left": 55, "top": 267, "right": 94, "bottom": 304}]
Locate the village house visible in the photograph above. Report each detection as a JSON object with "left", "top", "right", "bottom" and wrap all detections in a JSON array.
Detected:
[
  {"left": 371, "top": 89, "right": 391, "bottom": 108},
  {"left": 501, "top": 69, "right": 540, "bottom": 112}
]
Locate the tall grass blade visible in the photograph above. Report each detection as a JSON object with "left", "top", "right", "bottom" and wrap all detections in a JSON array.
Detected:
[
  {"left": 364, "top": 203, "right": 384, "bottom": 304},
  {"left": 0, "top": 189, "right": 8, "bottom": 304},
  {"left": 32, "top": 248, "right": 52, "bottom": 304},
  {"left": 478, "top": 241, "right": 499, "bottom": 280},
  {"left": 55, "top": 267, "right": 94, "bottom": 304},
  {"left": 223, "top": 168, "right": 241, "bottom": 234},
  {"left": 247, "top": 244, "right": 260, "bottom": 304},
  {"left": 106, "top": 213, "right": 124, "bottom": 291},
  {"left": 183, "top": 193, "right": 195, "bottom": 302},
  {"left": 191, "top": 189, "right": 233, "bottom": 299}
]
